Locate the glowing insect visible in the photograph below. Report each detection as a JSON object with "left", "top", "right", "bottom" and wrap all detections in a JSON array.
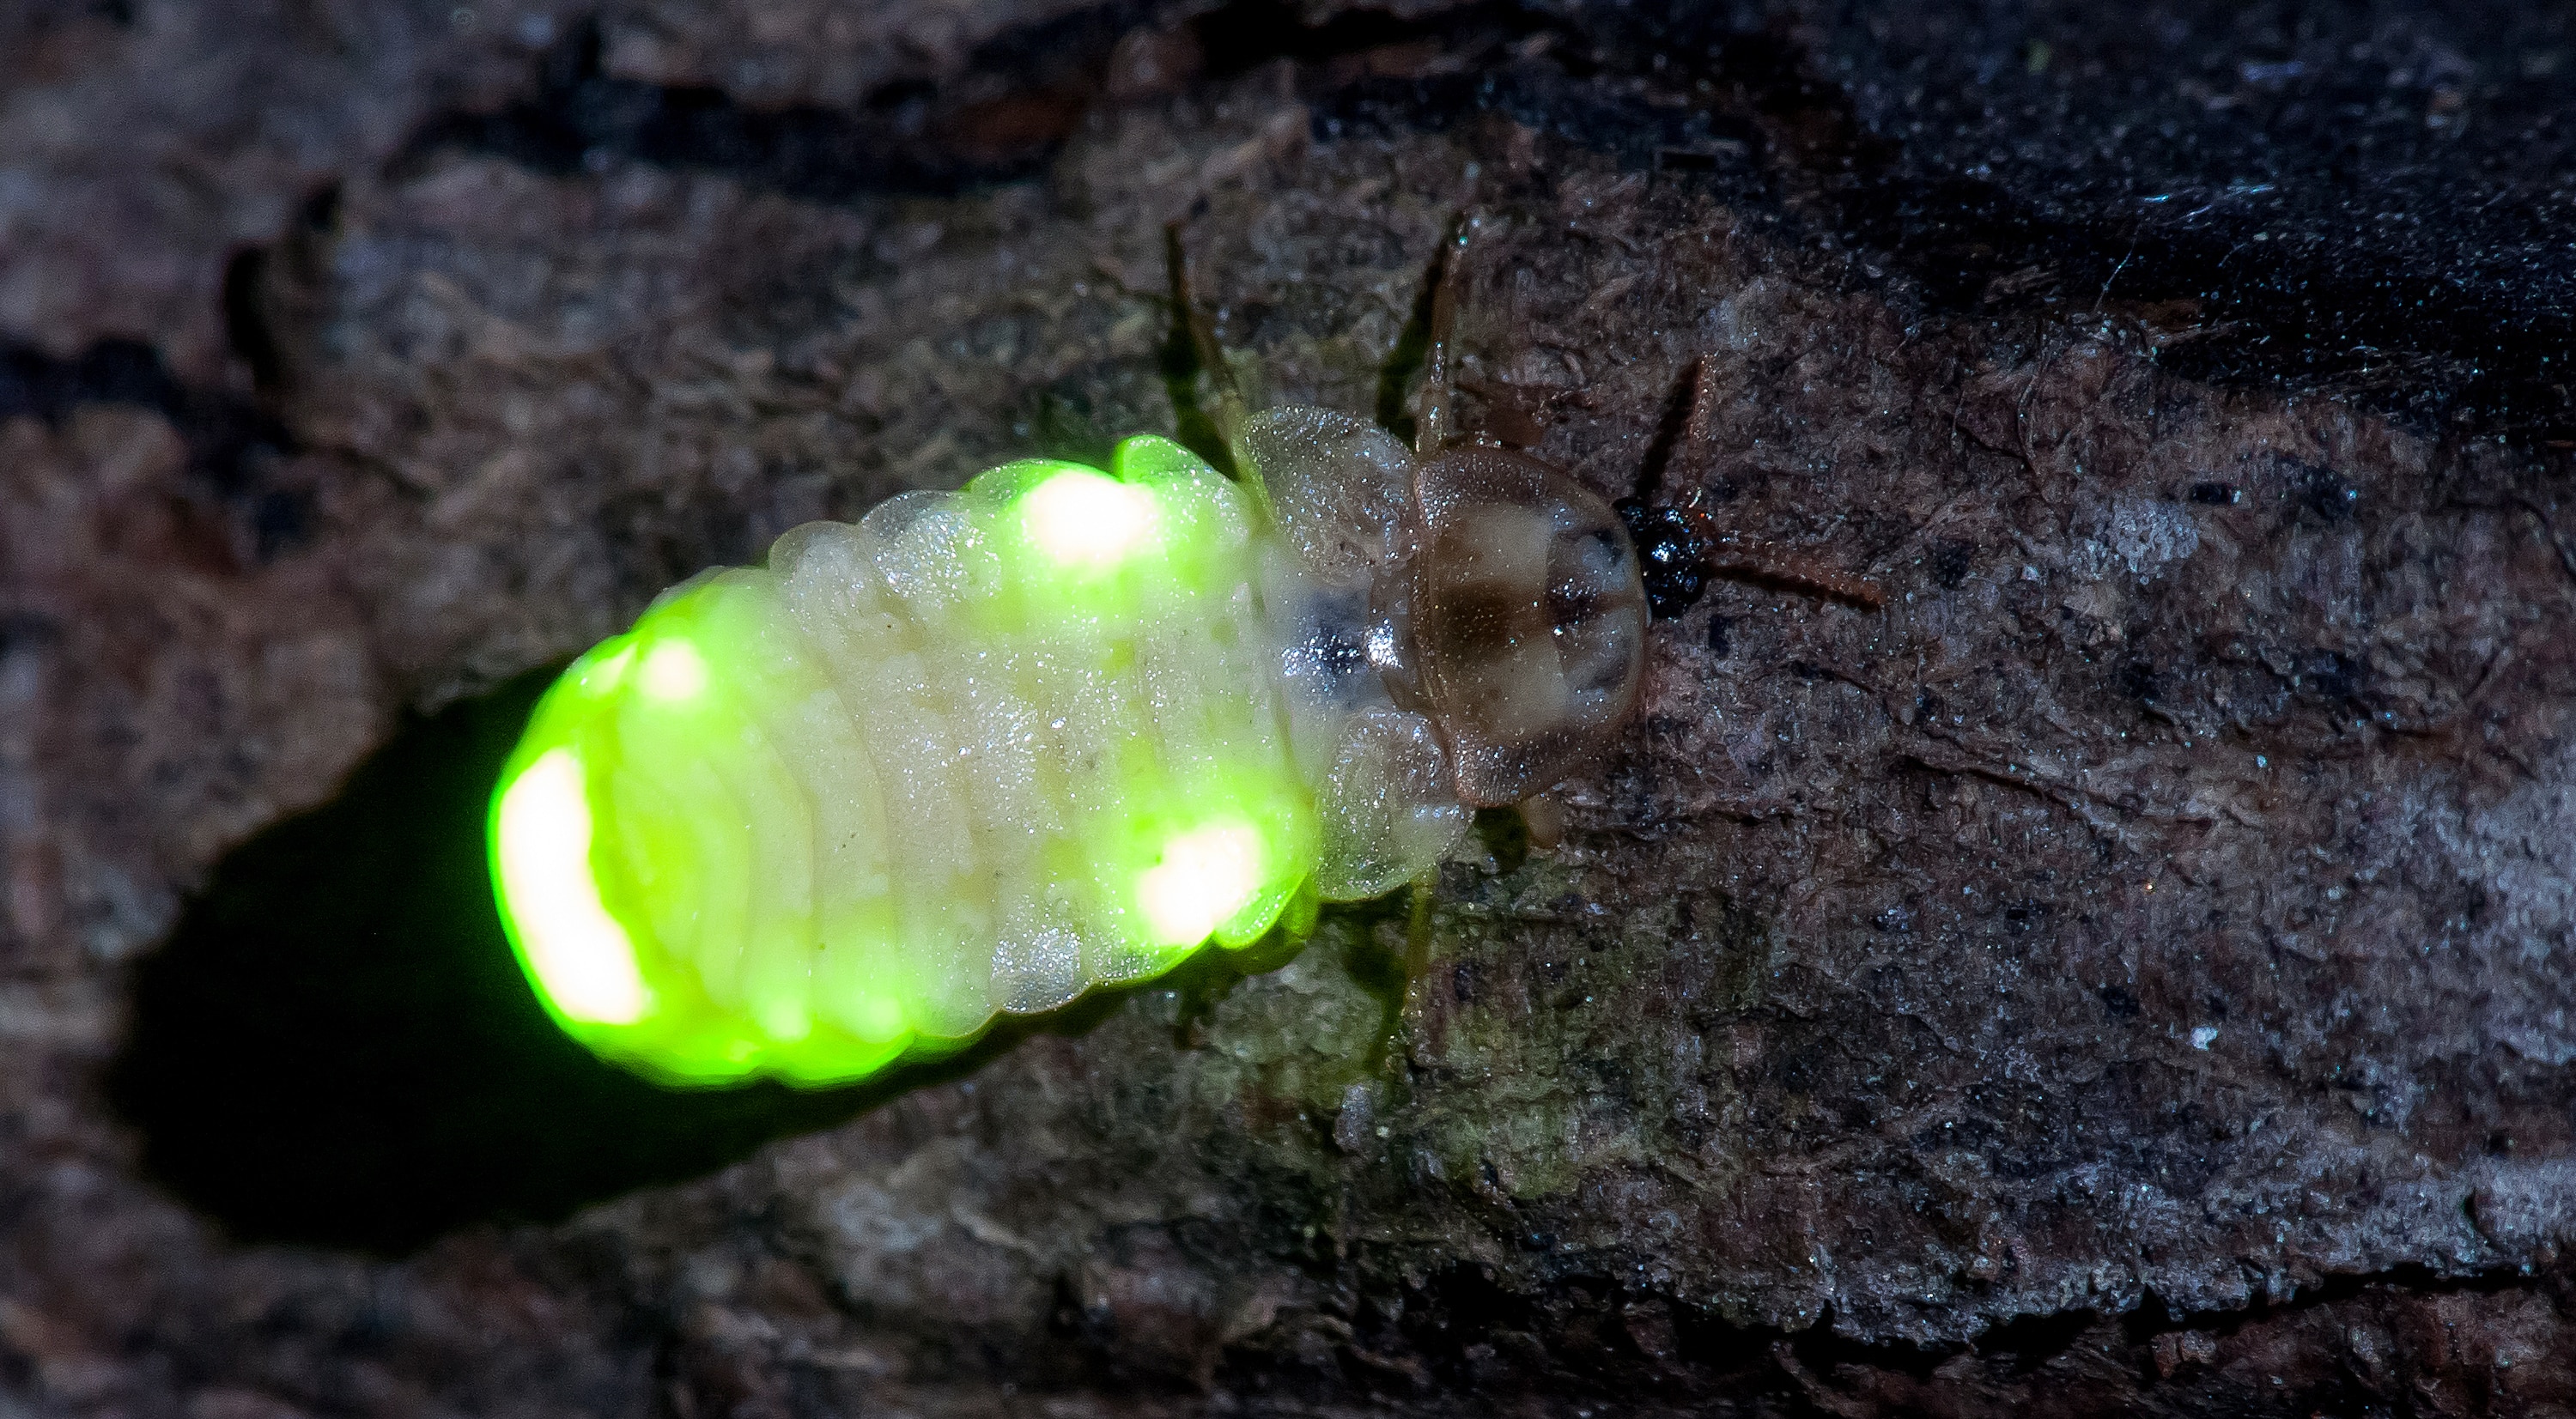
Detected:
[{"left": 489, "top": 227, "right": 1656, "bottom": 1085}]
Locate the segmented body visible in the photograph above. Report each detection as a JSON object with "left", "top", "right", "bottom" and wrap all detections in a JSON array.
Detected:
[
  {"left": 493, "top": 402, "right": 1646, "bottom": 1087},
  {"left": 494, "top": 437, "right": 1323, "bottom": 1084}
]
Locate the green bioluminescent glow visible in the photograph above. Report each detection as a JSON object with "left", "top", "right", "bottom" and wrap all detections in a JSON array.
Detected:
[
  {"left": 491, "top": 747, "right": 650, "bottom": 1026},
  {"left": 489, "top": 439, "right": 1320, "bottom": 1087}
]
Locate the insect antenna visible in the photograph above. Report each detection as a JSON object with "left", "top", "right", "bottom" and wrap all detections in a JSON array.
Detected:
[
  {"left": 1619, "top": 356, "right": 1886, "bottom": 616},
  {"left": 1618, "top": 497, "right": 1886, "bottom": 615},
  {"left": 1627, "top": 357, "right": 1714, "bottom": 506},
  {"left": 1162, "top": 221, "right": 1252, "bottom": 477},
  {"left": 1695, "top": 520, "right": 1887, "bottom": 610}
]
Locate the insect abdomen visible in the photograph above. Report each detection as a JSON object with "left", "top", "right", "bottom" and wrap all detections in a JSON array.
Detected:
[{"left": 491, "top": 436, "right": 1320, "bottom": 1086}]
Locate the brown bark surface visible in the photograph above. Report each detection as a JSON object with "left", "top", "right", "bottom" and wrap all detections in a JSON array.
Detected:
[{"left": 7, "top": 2, "right": 2576, "bottom": 1414}]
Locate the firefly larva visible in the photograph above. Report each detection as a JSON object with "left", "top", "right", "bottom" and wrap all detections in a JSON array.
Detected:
[{"left": 489, "top": 230, "right": 1662, "bottom": 1086}]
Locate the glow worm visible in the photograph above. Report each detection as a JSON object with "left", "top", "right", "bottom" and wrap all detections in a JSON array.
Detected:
[{"left": 490, "top": 415, "right": 1647, "bottom": 1086}]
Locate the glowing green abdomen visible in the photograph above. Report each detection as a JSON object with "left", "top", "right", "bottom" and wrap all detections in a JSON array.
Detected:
[{"left": 490, "top": 436, "right": 1320, "bottom": 1085}]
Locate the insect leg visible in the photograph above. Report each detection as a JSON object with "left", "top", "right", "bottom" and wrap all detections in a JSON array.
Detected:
[
  {"left": 1412, "top": 214, "right": 1476, "bottom": 457},
  {"left": 1163, "top": 221, "right": 1251, "bottom": 475},
  {"left": 1404, "top": 865, "right": 1437, "bottom": 985},
  {"left": 1517, "top": 791, "right": 1564, "bottom": 851}
]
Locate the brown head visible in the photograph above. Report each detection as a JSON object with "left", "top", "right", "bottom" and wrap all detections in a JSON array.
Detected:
[
  {"left": 1242, "top": 405, "right": 1649, "bottom": 816},
  {"left": 1398, "top": 446, "right": 1649, "bottom": 806}
]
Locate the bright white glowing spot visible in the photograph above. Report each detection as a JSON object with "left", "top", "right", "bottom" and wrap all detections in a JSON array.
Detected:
[
  {"left": 1022, "top": 469, "right": 1158, "bottom": 567},
  {"left": 2190, "top": 1025, "right": 2219, "bottom": 1051},
  {"left": 495, "top": 749, "right": 651, "bottom": 1024},
  {"left": 1138, "top": 822, "right": 1263, "bottom": 946},
  {"left": 640, "top": 640, "right": 708, "bottom": 700}
]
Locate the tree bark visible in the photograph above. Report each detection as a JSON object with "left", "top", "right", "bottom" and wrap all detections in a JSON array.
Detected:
[{"left": 7, "top": 2, "right": 2576, "bottom": 1414}]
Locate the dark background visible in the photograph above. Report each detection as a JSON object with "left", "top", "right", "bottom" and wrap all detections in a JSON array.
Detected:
[{"left": 4, "top": 1, "right": 2575, "bottom": 1413}]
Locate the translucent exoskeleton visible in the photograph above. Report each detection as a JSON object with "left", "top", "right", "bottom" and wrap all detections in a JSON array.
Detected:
[{"left": 489, "top": 224, "right": 1650, "bottom": 1086}]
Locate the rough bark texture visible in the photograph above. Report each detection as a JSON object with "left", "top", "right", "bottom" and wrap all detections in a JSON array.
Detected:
[{"left": 8, "top": 1, "right": 2576, "bottom": 1414}]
